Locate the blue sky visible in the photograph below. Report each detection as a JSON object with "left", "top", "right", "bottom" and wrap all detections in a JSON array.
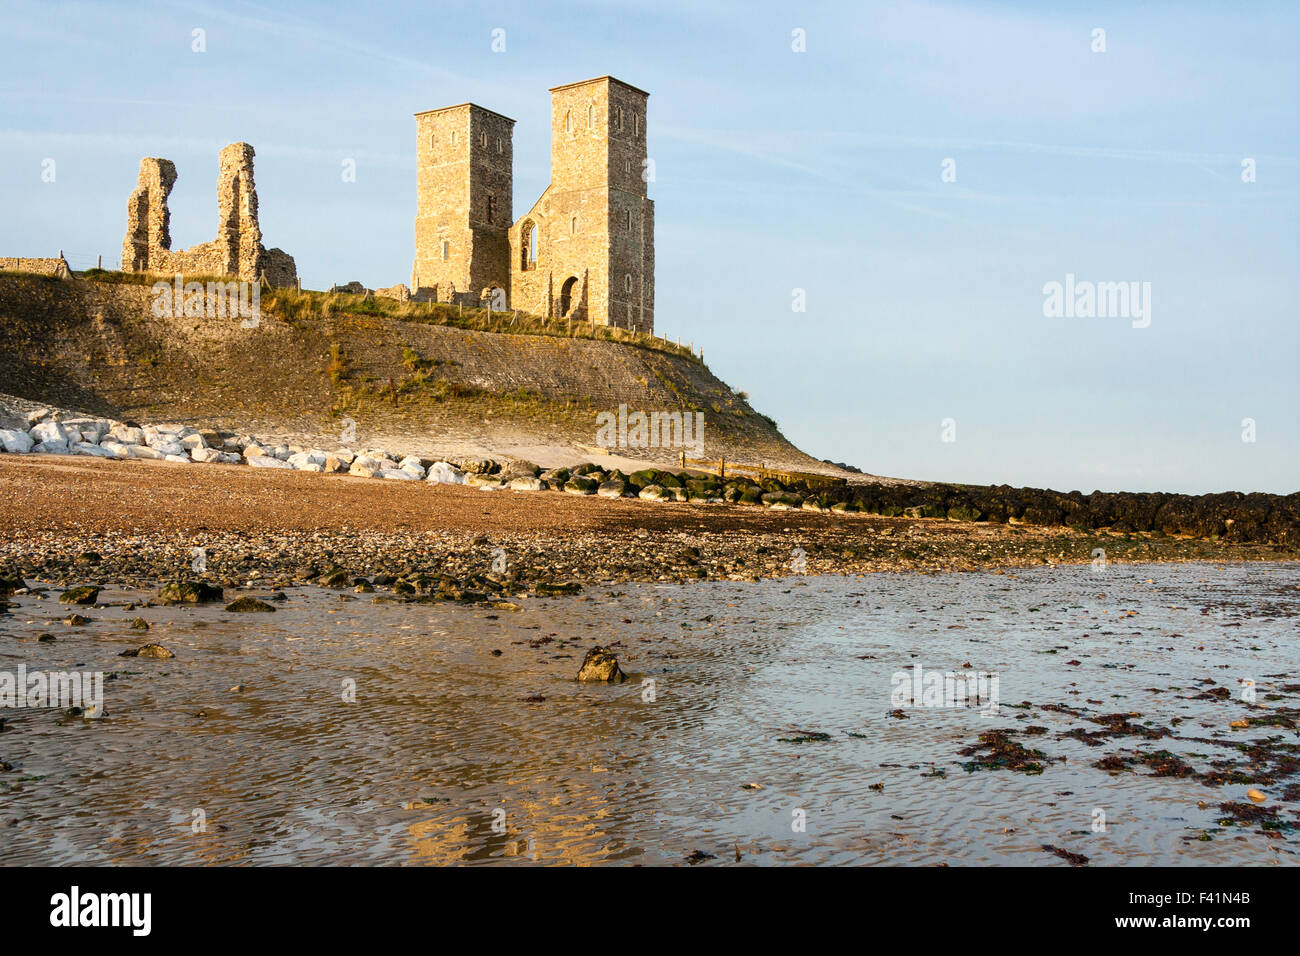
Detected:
[{"left": 2, "top": 0, "right": 1296, "bottom": 494}]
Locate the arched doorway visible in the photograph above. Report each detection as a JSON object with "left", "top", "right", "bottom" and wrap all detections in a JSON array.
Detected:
[{"left": 558, "top": 276, "right": 579, "bottom": 317}]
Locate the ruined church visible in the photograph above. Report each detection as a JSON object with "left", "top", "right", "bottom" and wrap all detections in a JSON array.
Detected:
[{"left": 411, "top": 76, "right": 654, "bottom": 333}]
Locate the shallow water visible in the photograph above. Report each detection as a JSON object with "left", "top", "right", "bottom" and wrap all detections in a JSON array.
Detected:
[{"left": 2, "top": 562, "right": 1298, "bottom": 865}]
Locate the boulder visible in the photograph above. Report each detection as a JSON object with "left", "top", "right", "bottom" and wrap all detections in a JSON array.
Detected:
[
  {"left": 397, "top": 456, "right": 426, "bottom": 477},
  {"left": 121, "top": 643, "right": 174, "bottom": 659},
  {"left": 509, "top": 476, "right": 544, "bottom": 492},
  {"left": 32, "top": 440, "right": 70, "bottom": 455},
  {"left": 225, "top": 596, "right": 276, "bottom": 612},
  {"left": 577, "top": 646, "right": 627, "bottom": 683},
  {"left": 468, "top": 474, "right": 507, "bottom": 489},
  {"left": 248, "top": 455, "right": 293, "bottom": 469},
  {"left": 382, "top": 468, "right": 420, "bottom": 481},
  {"left": 164, "top": 454, "right": 190, "bottom": 463},
  {"left": 159, "top": 580, "right": 223, "bottom": 604},
  {"left": 564, "top": 475, "right": 599, "bottom": 495},
  {"left": 30, "top": 421, "right": 70, "bottom": 445},
  {"left": 762, "top": 492, "right": 804, "bottom": 510},
  {"left": 71, "top": 441, "right": 114, "bottom": 458},
  {"left": 638, "top": 484, "right": 670, "bottom": 501},
  {"left": 98, "top": 440, "right": 132, "bottom": 459},
  {"left": 191, "top": 446, "right": 223, "bottom": 463},
  {"left": 0, "top": 429, "right": 33, "bottom": 454},
  {"left": 59, "top": 585, "right": 100, "bottom": 605},
  {"left": 426, "top": 461, "right": 467, "bottom": 484},
  {"left": 108, "top": 424, "right": 146, "bottom": 445},
  {"left": 180, "top": 433, "right": 207, "bottom": 451},
  {"left": 597, "top": 480, "right": 627, "bottom": 499}
]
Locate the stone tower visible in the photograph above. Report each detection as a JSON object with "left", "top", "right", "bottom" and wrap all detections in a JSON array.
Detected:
[
  {"left": 510, "top": 77, "right": 654, "bottom": 332},
  {"left": 412, "top": 103, "right": 515, "bottom": 306}
]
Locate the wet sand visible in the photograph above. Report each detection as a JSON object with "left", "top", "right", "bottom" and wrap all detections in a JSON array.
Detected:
[{"left": 1, "top": 563, "right": 1297, "bottom": 865}]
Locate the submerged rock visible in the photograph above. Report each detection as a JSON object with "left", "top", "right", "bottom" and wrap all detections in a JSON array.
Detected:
[
  {"left": 577, "top": 646, "right": 627, "bottom": 683},
  {"left": 159, "top": 580, "right": 224, "bottom": 604},
  {"left": 225, "top": 596, "right": 276, "bottom": 612},
  {"left": 121, "top": 643, "right": 175, "bottom": 659},
  {"left": 59, "top": 585, "right": 100, "bottom": 605}
]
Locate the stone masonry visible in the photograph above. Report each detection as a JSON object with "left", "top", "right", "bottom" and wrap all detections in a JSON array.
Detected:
[
  {"left": 412, "top": 76, "right": 654, "bottom": 333},
  {"left": 122, "top": 143, "right": 297, "bottom": 287}
]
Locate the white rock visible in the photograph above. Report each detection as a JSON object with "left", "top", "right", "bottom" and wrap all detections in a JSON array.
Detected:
[
  {"left": 64, "top": 418, "right": 110, "bottom": 443},
  {"left": 382, "top": 468, "right": 419, "bottom": 481},
  {"left": 30, "top": 421, "right": 70, "bottom": 445},
  {"left": 71, "top": 441, "right": 114, "bottom": 458},
  {"left": 397, "top": 455, "right": 426, "bottom": 474},
  {"left": 0, "top": 428, "right": 33, "bottom": 454},
  {"left": 25, "top": 408, "right": 52, "bottom": 428},
  {"left": 33, "top": 440, "right": 70, "bottom": 455},
  {"left": 109, "top": 424, "right": 146, "bottom": 445},
  {"left": 164, "top": 454, "right": 190, "bottom": 463},
  {"left": 180, "top": 433, "right": 207, "bottom": 451},
  {"left": 288, "top": 450, "right": 327, "bottom": 470},
  {"left": 509, "top": 476, "right": 544, "bottom": 491},
  {"left": 191, "top": 447, "right": 223, "bottom": 463},
  {"left": 153, "top": 440, "right": 186, "bottom": 456},
  {"left": 99, "top": 440, "right": 132, "bottom": 459},
  {"left": 271, "top": 445, "right": 291, "bottom": 461},
  {"left": 248, "top": 455, "right": 293, "bottom": 469},
  {"left": 295, "top": 462, "right": 325, "bottom": 473},
  {"left": 242, "top": 444, "right": 268, "bottom": 458},
  {"left": 348, "top": 463, "right": 381, "bottom": 478},
  {"left": 128, "top": 445, "right": 164, "bottom": 460},
  {"left": 426, "top": 461, "right": 466, "bottom": 484},
  {"left": 334, "top": 449, "right": 356, "bottom": 465},
  {"left": 216, "top": 452, "right": 242, "bottom": 464}
]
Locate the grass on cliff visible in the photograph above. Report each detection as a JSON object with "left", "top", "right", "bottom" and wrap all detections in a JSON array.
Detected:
[{"left": 262, "top": 286, "right": 702, "bottom": 364}]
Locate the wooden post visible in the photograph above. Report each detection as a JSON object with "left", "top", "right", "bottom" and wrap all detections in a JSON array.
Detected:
[{"left": 97, "top": 254, "right": 102, "bottom": 269}]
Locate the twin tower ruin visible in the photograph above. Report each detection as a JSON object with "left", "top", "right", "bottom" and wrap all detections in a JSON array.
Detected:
[
  {"left": 117, "top": 75, "right": 653, "bottom": 332},
  {"left": 412, "top": 75, "right": 655, "bottom": 333}
]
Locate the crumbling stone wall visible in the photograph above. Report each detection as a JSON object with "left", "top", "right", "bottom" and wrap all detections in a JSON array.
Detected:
[
  {"left": 0, "top": 256, "right": 72, "bottom": 278},
  {"left": 122, "top": 143, "right": 297, "bottom": 287}
]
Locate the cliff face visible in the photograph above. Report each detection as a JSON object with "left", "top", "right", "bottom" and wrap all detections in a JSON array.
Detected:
[{"left": 0, "top": 273, "right": 833, "bottom": 472}]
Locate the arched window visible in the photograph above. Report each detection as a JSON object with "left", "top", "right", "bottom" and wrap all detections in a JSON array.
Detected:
[
  {"left": 615, "top": 106, "right": 624, "bottom": 131},
  {"left": 634, "top": 113, "right": 640, "bottom": 136},
  {"left": 625, "top": 209, "right": 633, "bottom": 230},
  {"left": 442, "top": 241, "right": 450, "bottom": 261},
  {"left": 624, "top": 273, "right": 632, "bottom": 293},
  {"left": 479, "top": 131, "right": 487, "bottom": 147},
  {"left": 430, "top": 133, "right": 437, "bottom": 149},
  {"left": 450, "top": 130, "right": 457, "bottom": 145},
  {"left": 520, "top": 221, "right": 537, "bottom": 271},
  {"left": 496, "top": 137, "right": 503, "bottom": 154},
  {"left": 587, "top": 104, "right": 594, "bottom": 127},
  {"left": 565, "top": 110, "right": 573, "bottom": 133},
  {"left": 486, "top": 194, "right": 495, "bottom": 222},
  {"left": 570, "top": 216, "right": 577, "bottom": 235}
]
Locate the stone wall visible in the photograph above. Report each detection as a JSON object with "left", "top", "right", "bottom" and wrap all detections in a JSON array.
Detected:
[
  {"left": 0, "top": 257, "right": 71, "bottom": 278},
  {"left": 121, "top": 143, "right": 297, "bottom": 287},
  {"left": 414, "top": 77, "right": 654, "bottom": 332}
]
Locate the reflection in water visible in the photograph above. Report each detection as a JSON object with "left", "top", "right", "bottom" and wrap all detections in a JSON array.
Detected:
[{"left": 1, "top": 563, "right": 1298, "bottom": 865}]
